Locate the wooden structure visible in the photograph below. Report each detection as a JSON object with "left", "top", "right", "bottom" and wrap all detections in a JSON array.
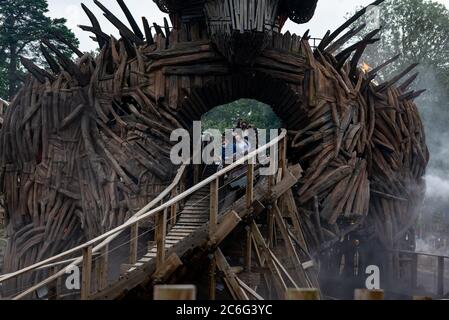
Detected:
[{"left": 0, "top": 0, "right": 429, "bottom": 299}]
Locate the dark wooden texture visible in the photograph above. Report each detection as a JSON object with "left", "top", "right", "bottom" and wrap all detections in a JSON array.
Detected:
[{"left": 0, "top": 0, "right": 427, "bottom": 297}]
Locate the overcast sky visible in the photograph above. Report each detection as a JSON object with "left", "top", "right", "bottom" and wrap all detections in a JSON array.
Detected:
[{"left": 47, "top": 0, "right": 449, "bottom": 52}]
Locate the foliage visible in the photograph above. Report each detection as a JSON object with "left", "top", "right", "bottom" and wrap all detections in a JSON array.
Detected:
[
  {"left": 0, "top": 0, "right": 79, "bottom": 98},
  {"left": 201, "top": 99, "right": 282, "bottom": 132}
]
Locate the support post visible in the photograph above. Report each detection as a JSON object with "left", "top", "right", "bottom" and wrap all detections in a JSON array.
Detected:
[
  {"left": 354, "top": 289, "right": 384, "bottom": 300},
  {"left": 156, "top": 209, "right": 167, "bottom": 268},
  {"left": 81, "top": 245, "right": 93, "bottom": 300},
  {"left": 170, "top": 189, "right": 178, "bottom": 227},
  {"left": 154, "top": 285, "right": 196, "bottom": 300},
  {"left": 210, "top": 178, "right": 219, "bottom": 238},
  {"left": 209, "top": 255, "right": 216, "bottom": 300},
  {"left": 246, "top": 161, "right": 254, "bottom": 209},
  {"left": 411, "top": 252, "right": 418, "bottom": 289},
  {"left": 245, "top": 226, "right": 252, "bottom": 272},
  {"left": 194, "top": 165, "right": 200, "bottom": 185},
  {"left": 278, "top": 136, "right": 287, "bottom": 177},
  {"left": 438, "top": 256, "right": 444, "bottom": 296},
  {"left": 97, "top": 243, "right": 109, "bottom": 291},
  {"left": 286, "top": 288, "right": 320, "bottom": 300},
  {"left": 129, "top": 222, "right": 139, "bottom": 265}
]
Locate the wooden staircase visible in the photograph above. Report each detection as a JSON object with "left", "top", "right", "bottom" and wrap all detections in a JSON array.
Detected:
[{"left": 126, "top": 187, "right": 210, "bottom": 274}]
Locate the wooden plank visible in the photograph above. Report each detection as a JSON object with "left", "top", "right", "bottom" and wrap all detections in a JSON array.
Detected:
[
  {"left": 245, "top": 226, "right": 252, "bottom": 272},
  {"left": 210, "top": 178, "right": 219, "bottom": 238},
  {"left": 154, "top": 285, "right": 196, "bottom": 300},
  {"left": 286, "top": 288, "right": 320, "bottom": 300},
  {"left": 152, "top": 253, "right": 183, "bottom": 283},
  {"left": 354, "top": 289, "right": 384, "bottom": 300},
  {"left": 97, "top": 243, "right": 109, "bottom": 291},
  {"left": 273, "top": 204, "right": 310, "bottom": 287},
  {"left": 209, "top": 256, "right": 216, "bottom": 300},
  {"left": 246, "top": 162, "right": 254, "bottom": 208},
  {"left": 209, "top": 210, "right": 242, "bottom": 246},
  {"left": 156, "top": 209, "right": 167, "bottom": 268},
  {"left": 215, "top": 248, "right": 249, "bottom": 300},
  {"left": 129, "top": 222, "right": 139, "bottom": 265},
  {"left": 81, "top": 245, "right": 93, "bottom": 300}
]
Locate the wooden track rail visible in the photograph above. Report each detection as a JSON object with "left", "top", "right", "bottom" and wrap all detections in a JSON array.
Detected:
[{"left": 0, "top": 130, "right": 290, "bottom": 300}]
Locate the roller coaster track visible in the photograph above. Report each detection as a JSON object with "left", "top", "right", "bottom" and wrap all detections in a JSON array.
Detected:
[{"left": 0, "top": 129, "right": 319, "bottom": 300}]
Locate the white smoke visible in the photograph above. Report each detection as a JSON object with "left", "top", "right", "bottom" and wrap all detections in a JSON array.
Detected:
[{"left": 425, "top": 174, "right": 449, "bottom": 200}]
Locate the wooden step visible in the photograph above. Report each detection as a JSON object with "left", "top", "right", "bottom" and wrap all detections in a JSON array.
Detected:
[
  {"left": 171, "top": 226, "right": 201, "bottom": 231},
  {"left": 166, "top": 235, "right": 185, "bottom": 241}
]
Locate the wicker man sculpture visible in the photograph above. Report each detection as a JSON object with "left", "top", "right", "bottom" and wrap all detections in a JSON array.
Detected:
[{"left": 0, "top": 0, "right": 428, "bottom": 296}]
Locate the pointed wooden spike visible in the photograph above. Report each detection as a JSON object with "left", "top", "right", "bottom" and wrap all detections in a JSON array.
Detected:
[
  {"left": 153, "top": 23, "right": 165, "bottom": 37},
  {"left": 320, "top": 0, "right": 386, "bottom": 50},
  {"left": 410, "top": 89, "right": 426, "bottom": 100},
  {"left": 377, "top": 63, "right": 419, "bottom": 92},
  {"left": 368, "top": 54, "right": 400, "bottom": 78},
  {"left": 302, "top": 29, "right": 310, "bottom": 40},
  {"left": 81, "top": 3, "right": 107, "bottom": 48},
  {"left": 163, "top": 17, "right": 171, "bottom": 39},
  {"left": 317, "top": 30, "right": 331, "bottom": 51},
  {"left": 347, "top": 28, "right": 381, "bottom": 77},
  {"left": 142, "top": 17, "right": 154, "bottom": 45},
  {"left": 51, "top": 30, "right": 84, "bottom": 58},
  {"left": 121, "top": 35, "right": 137, "bottom": 58},
  {"left": 40, "top": 44, "right": 61, "bottom": 74},
  {"left": 94, "top": 0, "right": 144, "bottom": 45},
  {"left": 78, "top": 25, "right": 111, "bottom": 46},
  {"left": 42, "top": 39, "right": 88, "bottom": 85},
  {"left": 116, "top": 0, "right": 144, "bottom": 40},
  {"left": 335, "top": 37, "right": 379, "bottom": 64},
  {"left": 20, "top": 56, "right": 55, "bottom": 83},
  {"left": 399, "top": 90, "right": 415, "bottom": 101},
  {"left": 326, "top": 23, "right": 366, "bottom": 54},
  {"left": 336, "top": 51, "right": 352, "bottom": 71},
  {"left": 350, "top": 43, "right": 369, "bottom": 78},
  {"left": 399, "top": 72, "right": 419, "bottom": 91}
]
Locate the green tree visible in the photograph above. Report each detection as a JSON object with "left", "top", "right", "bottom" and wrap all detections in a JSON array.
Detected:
[
  {"left": 0, "top": 0, "right": 79, "bottom": 99},
  {"left": 350, "top": 0, "right": 449, "bottom": 82},
  {"left": 348, "top": 0, "right": 449, "bottom": 173},
  {"left": 201, "top": 99, "right": 282, "bottom": 132}
]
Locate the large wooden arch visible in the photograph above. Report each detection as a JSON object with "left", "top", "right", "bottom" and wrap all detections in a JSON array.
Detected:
[{"left": 177, "top": 72, "right": 304, "bottom": 130}]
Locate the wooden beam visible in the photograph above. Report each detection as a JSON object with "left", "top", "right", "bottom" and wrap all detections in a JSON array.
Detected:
[
  {"left": 156, "top": 209, "right": 167, "bottom": 268},
  {"left": 154, "top": 285, "right": 196, "bottom": 300},
  {"left": 209, "top": 255, "right": 216, "bottom": 300},
  {"left": 278, "top": 136, "right": 287, "bottom": 178},
  {"left": 97, "top": 243, "right": 109, "bottom": 291},
  {"left": 81, "top": 245, "right": 93, "bottom": 300},
  {"left": 215, "top": 248, "right": 249, "bottom": 300},
  {"left": 245, "top": 226, "right": 252, "bottom": 272},
  {"left": 169, "top": 188, "right": 178, "bottom": 227},
  {"left": 236, "top": 277, "right": 264, "bottom": 300},
  {"left": 246, "top": 162, "right": 254, "bottom": 208},
  {"left": 129, "top": 222, "right": 139, "bottom": 264},
  {"left": 210, "top": 178, "right": 219, "bottom": 238},
  {"left": 209, "top": 210, "right": 241, "bottom": 246},
  {"left": 354, "top": 289, "right": 384, "bottom": 300},
  {"left": 152, "top": 253, "right": 183, "bottom": 283},
  {"left": 273, "top": 204, "right": 310, "bottom": 287},
  {"left": 250, "top": 221, "right": 288, "bottom": 298},
  {"left": 286, "top": 288, "right": 320, "bottom": 300}
]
